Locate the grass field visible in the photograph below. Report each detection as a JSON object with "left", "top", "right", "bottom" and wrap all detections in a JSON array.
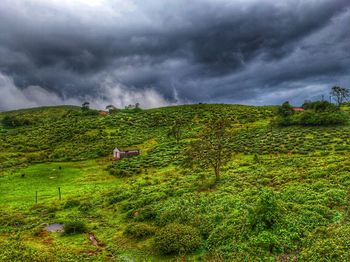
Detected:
[{"left": 1, "top": 104, "right": 350, "bottom": 261}]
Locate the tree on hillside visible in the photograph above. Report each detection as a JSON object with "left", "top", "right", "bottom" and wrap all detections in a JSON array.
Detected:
[
  {"left": 106, "top": 104, "right": 118, "bottom": 114},
  {"left": 184, "top": 117, "right": 233, "bottom": 182},
  {"left": 167, "top": 119, "right": 185, "bottom": 143},
  {"left": 330, "top": 86, "right": 349, "bottom": 107},
  {"left": 277, "top": 101, "right": 294, "bottom": 117},
  {"left": 82, "top": 102, "right": 90, "bottom": 110}
]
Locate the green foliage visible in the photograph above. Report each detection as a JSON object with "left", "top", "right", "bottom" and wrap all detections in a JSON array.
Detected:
[
  {"left": 1, "top": 115, "right": 34, "bottom": 128},
  {"left": 302, "top": 100, "right": 338, "bottom": 112},
  {"left": 0, "top": 238, "right": 48, "bottom": 262},
  {"left": 275, "top": 100, "right": 348, "bottom": 127},
  {"left": 249, "top": 189, "right": 280, "bottom": 231},
  {"left": 184, "top": 117, "right": 234, "bottom": 180},
  {"left": 123, "top": 223, "right": 156, "bottom": 239},
  {"left": 64, "top": 219, "right": 87, "bottom": 234},
  {"left": 277, "top": 101, "right": 294, "bottom": 117},
  {"left": 154, "top": 223, "right": 202, "bottom": 255},
  {"left": 2, "top": 104, "right": 350, "bottom": 260},
  {"left": 301, "top": 224, "right": 350, "bottom": 261},
  {"left": 298, "top": 110, "right": 348, "bottom": 126}
]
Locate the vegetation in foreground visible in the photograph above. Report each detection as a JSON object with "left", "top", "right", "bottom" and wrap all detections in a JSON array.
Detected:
[{"left": 1, "top": 101, "right": 350, "bottom": 261}]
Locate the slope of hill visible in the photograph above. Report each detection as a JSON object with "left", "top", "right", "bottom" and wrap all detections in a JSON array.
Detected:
[{"left": 1, "top": 104, "right": 350, "bottom": 261}]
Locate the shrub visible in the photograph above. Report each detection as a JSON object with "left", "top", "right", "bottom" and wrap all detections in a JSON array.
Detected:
[
  {"left": 302, "top": 100, "right": 338, "bottom": 112},
  {"left": 109, "top": 168, "right": 131, "bottom": 177},
  {"left": 153, "top": 223, "right": 202, "bottom": 255},
  {"left": 63, "top": 199, "right": 81, "bottom": 208},
  {"left": 123, "top": 223, "right": 156, "bottom": 239},
  {"left": 64, "top": 219, "right": 87, "bottom": 234},
  {"left": 277, "top": 102, "right": 294, "bottom": 117},
  {"left": 1, "top": 115, "right": 33, "bottom": 128}
]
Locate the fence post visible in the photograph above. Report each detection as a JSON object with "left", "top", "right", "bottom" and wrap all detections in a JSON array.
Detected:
[
  {"left": 35, "top": 191, "right": 38, "bottom": 204},
  {"left": 58, "top": 187, "right": 61, "bottom": 200}
]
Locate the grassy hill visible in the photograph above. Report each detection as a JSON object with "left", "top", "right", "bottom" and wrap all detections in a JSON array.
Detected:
[{"left": 1, "top": 104, "right": 350, "bottom": 261}]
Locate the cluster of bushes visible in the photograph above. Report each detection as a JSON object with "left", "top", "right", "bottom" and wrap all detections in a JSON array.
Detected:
[
  {"left": 275, "top": 101, "right": 348, "bottom": 126},
  {"left": 1, "top": 115, "right": 35, "bottom": 128},
  {"left": 154, "top": 223, "right": 202, "bottom": 255},
  {"left": 123, "top": 223, "right": 156, "bottom": 239}
]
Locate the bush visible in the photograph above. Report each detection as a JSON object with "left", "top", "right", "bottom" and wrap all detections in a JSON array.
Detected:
[
  {"left": 1, "top": 115, "right": 33, "bottom": 128},
  {"left": 123, "top": 223, "right": 156, "bottom": 239},
  {"left": 275, "top": 110, "right": 348, "bottom": 126},
  {"left": 109, "top": 168, "right": 131, "bottom": 177},
  {"left": 63, "top": 199, "right": 81, "bottom": 208},
  {"left": 299, "top": 111, "right": 348, "bottom": 126},
  {"left": 302, "top": 100, "right": 338, "bottom": 112},
  {"left": 64, "top": 219, "right": 87, "bottom": 234},
  {"left": 153, "top": 223, "right": 202, "bottom": 255}
]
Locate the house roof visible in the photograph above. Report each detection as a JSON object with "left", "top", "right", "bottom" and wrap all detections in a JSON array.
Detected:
[
  {"left": 292, "top": 107, "right": 305, "bottom": 111},
  {"left": 113, "top": 147, "right": 139, "bottom": 152}
]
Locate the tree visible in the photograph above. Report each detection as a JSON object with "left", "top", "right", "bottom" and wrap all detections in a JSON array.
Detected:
[
  {"left": 185, "top": 117, "right": 233, "bottom": 182},
  {"left": 330, "top": 86, "right": 349, "bottom": 107},
  {"left": 277, "top": 101, "right": 294, "bottom": 117},
  {"left": 167, "top": 119, "right": 185, "bottom": 143},
  {"left": 82, "top": 102, "right": 90, "bottom": 110},
  {"left": 106, "top": 104, "right": 117, "bottom": 114}
]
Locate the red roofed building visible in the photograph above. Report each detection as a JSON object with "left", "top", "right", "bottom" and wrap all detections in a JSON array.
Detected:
[{"left": 292, "top": 107, "right": 305, "bottom": 112}]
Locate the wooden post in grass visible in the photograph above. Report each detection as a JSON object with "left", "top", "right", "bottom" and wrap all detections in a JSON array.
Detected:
[
  {"left": 58, "top": 187, "right": 61, "bottom": 200},
  {"left": 35, "top": 191, "right": 38, "bottom": 204}
]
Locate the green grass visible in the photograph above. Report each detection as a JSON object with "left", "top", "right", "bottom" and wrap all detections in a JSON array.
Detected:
[
  {"left": 0, "top": 160, "right": 117, "bottom": 207},
  {"left": 1, "top": 104, "right": 350, "bottom": 261}
]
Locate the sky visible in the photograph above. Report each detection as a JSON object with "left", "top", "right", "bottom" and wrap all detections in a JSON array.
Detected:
[{"left": 0, "top": 0, "right": 349, "bottom": 111}]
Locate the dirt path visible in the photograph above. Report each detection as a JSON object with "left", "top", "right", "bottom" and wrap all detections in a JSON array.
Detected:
[{"left": 88, "top": 233, "right": 104, "bottom": 249}]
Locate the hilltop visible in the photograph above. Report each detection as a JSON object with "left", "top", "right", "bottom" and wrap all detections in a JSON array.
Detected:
[{"left": 1, "top": 104, "right": 350, "bottom": 261}]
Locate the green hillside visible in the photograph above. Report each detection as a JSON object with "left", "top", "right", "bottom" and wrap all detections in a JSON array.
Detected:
[{"left": 1, "top": 104, "right": 350, "bottom": 261}]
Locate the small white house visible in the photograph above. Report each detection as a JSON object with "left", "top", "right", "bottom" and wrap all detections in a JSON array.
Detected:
[
  {"left": 113, "top": 148, "right": 121, "bottom": 160},
  {"left": 113, "top": 148, "right": 140, "bottom": 160}
]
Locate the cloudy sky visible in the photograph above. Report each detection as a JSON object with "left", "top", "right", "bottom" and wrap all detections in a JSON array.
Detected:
[{"left": 0, "top": 0, "right": 349, "bottom": 111}]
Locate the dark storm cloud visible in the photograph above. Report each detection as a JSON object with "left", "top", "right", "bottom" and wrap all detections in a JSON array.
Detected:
[{"left": 0, "top": 0, "right": 350, "bottom": 110}]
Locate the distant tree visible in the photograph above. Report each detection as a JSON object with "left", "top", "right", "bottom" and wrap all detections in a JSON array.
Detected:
[
  {"left": 82, "top": 102, "right": 90, "bottom": 110},
  {"left": 1, "top": 116, "right": 15, "bottom": 128},
  {"left": 167, "top": 119, "right": 185, "bottom": 143},
  {"left": 185, "top": 117, "right": 233, "bottom": 182},
  {"left": 277, "top": 101, "right": 294, "bottom": 117},
  {"left": 106, "top": 104, "right": 117, "bottom": 114},
  {"left": 135, "top": 103, "right": 140, "bottom": 109},
  {"left": 330, "top": 86, "right": 349, "bottom": 107}
]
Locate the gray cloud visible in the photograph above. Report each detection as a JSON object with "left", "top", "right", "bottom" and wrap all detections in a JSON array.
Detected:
[{"left": 0, "top": 0, "right": 349, "bottom": 110}]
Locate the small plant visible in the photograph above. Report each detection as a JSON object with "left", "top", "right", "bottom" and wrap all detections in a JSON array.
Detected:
[
  {"left": 64, "top": 219, "right": 87, "bottom": 234},
  {"left": 153, "top": 223, "right": 202, "bottom": 255}
]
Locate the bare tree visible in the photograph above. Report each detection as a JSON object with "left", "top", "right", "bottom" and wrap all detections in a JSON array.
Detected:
[
  {"left": 185, "top": 117, "right": 233, "bottom": 182},
  {"left": 330, "top": 86, "right": 349, "bottom": 107}
]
